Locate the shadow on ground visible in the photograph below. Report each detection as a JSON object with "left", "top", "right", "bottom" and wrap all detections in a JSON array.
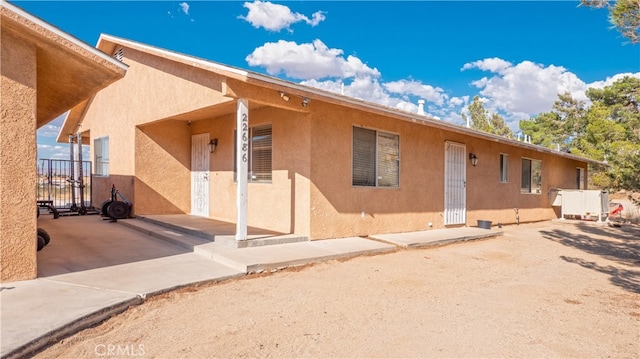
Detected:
[
  {"left": 541, "top": 223, "right": 640, "bottom": 294},
  {"left": 37, "top": 215, "right": 189, "bottom": 277}
]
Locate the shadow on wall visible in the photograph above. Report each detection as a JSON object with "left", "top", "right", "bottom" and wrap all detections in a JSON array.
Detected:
[
  {"left": 541, "top": 224, "right": 640, "bottom": 294},
  {"left": 93, "top": 174, "right": 135, "bottom": 213},
  {"left": 134, "top": 177, "right": 187, "bottom": 215}
]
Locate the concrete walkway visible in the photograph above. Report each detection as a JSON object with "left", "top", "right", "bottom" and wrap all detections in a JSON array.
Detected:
[
  {"left": 1, "top": 215, "right": 501, "bottom": 359},
  {"left": 370, "top": 226, "right": 503, "bottom": 248}
]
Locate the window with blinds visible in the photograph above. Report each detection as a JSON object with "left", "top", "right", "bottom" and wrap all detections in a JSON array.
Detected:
[
  {"left": 352, "top": 127, "right": 399, "bottom": 187},
  {"left": 234, "top": 125, "right": 272, "bottom": 182},
  {"left": 251, "top": 125, "right": 272, "bottom": 181},
  {"left": 94, "top": 137, "right": 109, "bottom": 176}
]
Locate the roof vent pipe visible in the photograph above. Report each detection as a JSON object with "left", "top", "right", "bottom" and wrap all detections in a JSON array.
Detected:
[{"left": 417, "top": 99, "right": 425, "bottom": 115}]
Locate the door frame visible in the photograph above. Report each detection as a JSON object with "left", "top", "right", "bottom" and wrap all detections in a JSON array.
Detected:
[
  {"left": 444, "top": 141, "right": 467, "bottom": 225},
  {"left": 191, "top": 133, "right": 210, "bottom": 217}
]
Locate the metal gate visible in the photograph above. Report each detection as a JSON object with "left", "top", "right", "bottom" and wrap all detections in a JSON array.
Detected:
[{"left": 37, "top": 159, "right": 93, "bottom": 210}]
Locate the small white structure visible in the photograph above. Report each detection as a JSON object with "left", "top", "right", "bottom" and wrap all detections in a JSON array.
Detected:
[
  {"left": 552, "top": 189, "right": 609, "bottom": 222},
  {"left": 417, "top": 99, "right": 425, "bottom": 115}
]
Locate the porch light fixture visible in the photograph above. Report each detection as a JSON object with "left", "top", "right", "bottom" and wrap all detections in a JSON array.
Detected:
[
  {"left": 280, "top": 92, "right": 290, "bottom": 102},
  {"left": 208, "top": 138, "right": 218, "bottom": 153},
  {"left": 469, "top": 153, "right": 478, "bottom": 166},
  {"left": 301, "top": 97, "right": 310, "bottom": 107}
]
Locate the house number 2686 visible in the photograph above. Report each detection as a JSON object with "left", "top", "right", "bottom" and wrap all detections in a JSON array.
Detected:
[{"left": 241, "top": 113, "right": 248, "bottom": 163}]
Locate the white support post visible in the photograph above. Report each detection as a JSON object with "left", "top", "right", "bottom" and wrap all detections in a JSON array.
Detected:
[{"left": 236, "top": 99, "right": 249, "bottom": 240}]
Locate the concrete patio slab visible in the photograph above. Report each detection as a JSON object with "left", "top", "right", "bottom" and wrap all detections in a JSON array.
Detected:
[
  {"left": 44, "top": 253, "right": 244, "bottom": 297},
  {"left": 0, "top": 279, "right": 140, "bottom": 359},
  {"left": 197, "top": 237, "right": 396, "bottom": 273},
  {"left": 370, "top": 227, "right": 503, "bottom": 248}
]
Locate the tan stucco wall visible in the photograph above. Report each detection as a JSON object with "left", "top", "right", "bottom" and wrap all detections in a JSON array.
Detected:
[
  {"left": 75, "top": 40, "right": 590, "bottom": 241},
  {"left": 1, "top": 29, "right": 38, "bottom": 282},
  {"left": 194, "top": 106, "right": 312, "bottom": 236},
  {"left": 134, "top": 121, "right": 191, "bottom": 214},
  {"left": 306, "top": 100, "right": 588, "bottom": 239},
  {"left": 80, "top": 46, "right": 228, "bottom": 210},
  {"left": 309, "top": 103, "right": 445, "bottom": 239}
]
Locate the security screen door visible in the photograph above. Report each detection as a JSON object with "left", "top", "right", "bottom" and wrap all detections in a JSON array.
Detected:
[
  {"left": 191, "top": 133, "right": 210, "bottom": 217},
  {"left": 444, "top": 142, "right": 466, "bottom": 225}
]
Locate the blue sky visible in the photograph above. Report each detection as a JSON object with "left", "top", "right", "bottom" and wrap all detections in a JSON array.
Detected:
[{"left": 13, "top": 1, "right": 639, "bottom": 160}]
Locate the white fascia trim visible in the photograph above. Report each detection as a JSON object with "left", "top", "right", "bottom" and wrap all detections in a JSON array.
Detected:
[{"left": 1, "top": 1, "right": 128, "bottom": 72}]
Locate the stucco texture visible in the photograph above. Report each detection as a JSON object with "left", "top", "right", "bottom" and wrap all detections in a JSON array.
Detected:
[
  {"left": 1, "top": 2, "right": 126, "bottom": 282},
  {"left": 1, "top": 29, "right": 38, "bottom": 282},
  {"left": 306, "top": 100, "right": 587, "bottom": 239},
  {"left": 72, "top": 36, "right": 591, "bottom": 242},
  {"left": 193, "top": 106, "right": 312, "bottom": 237},
  {"left": 77, "top": 46, "right": 228, "bottom": 212}
]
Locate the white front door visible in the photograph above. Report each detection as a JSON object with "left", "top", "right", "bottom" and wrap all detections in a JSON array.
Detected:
[
  {"left": 191, "top": 133, "right": 210, "bottom": 217},
  {"left": 444, "top": 142, "right": 466, "bottom": 225}
]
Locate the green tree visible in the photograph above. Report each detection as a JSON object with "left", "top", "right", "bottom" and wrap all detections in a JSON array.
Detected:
[
  {"left": 520, "top": 76, "right": 640, "bottom": 192},
  {"left": 462, "top": 96, "right": 514, "bottom": 138},
  {"left": 519, "top": 92, "right": 588, "bottom": 151},
  {"left": 581, "top": 0, "right": 640, "bottom": 44},
  {"left": 579, "top": 76, "right": 640, "bottom": 190},
  {"left": 519, "top": 112, "right": 565, "bottom": 149}
]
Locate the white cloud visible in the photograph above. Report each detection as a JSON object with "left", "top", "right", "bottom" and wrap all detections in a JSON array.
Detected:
[
  {"left": 383, "top": 80, "right": 448, "bottom": 106},
  {"left": 246, "top": 39, "right": 379, "bottom": 80},
  {"left": 246, "top": 38, "right": 471, "bottom": 121},
  {"left": 461, "top": 57, "right": 513, "bottom": 73},
  {"left": 300, "top": 77, "right": 448, "bottom": 120},
  {"left": 239, "top": 1, "right": 326, "bottom": 32},
  {"left": 448, "top": 96, "right": 469, "bottom": 108},
  {"left": 179, "top": 2, "right": 189, "bottom": 15},
  {"left": 247, "top": 39, "right": 637, "bottom": 132},
  {"left": 586, "top": 72, "right": 640, "bottom": 90},
  {"left": 37, "top": 124, "right": 61, "bottom": 138},
  {"left": 462, "top": 58, "right": 589, "bottom": 118},
  {"left": 463, "top": 59, "right": 640, "bottom": 129}
]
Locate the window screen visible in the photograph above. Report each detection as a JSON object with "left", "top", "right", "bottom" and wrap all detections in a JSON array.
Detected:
[
  {"left": 94, "top": 137, "right": 109, "bottom": 176},
  {"left": 234, "top": 125, "right": 272, "bottom": 182},
  {"left": 352, "top": 127, "right": 399, "bottom": 187}
]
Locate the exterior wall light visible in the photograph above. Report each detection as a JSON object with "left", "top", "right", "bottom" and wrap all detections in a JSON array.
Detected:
[
  {"left": 209, "top": 138, "right": 218, "bottom": 153},
  {"left": 280, "top": 92, "right": 290, "bottom": 102},
  {"left": 302, "top": 97, "right": 310, "bottom": 107},
  {"left": 469, "top": 153, "right": 478, "bottom": 166}
]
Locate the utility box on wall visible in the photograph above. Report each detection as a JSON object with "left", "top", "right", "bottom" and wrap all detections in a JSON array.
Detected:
[{"left": 552, "top": 189, "right": 609, "bottom": 222}]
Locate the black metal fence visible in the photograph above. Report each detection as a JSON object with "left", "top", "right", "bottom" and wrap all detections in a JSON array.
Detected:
[{"left": 37, "top": 159, "right": 93, "bottom": 210}]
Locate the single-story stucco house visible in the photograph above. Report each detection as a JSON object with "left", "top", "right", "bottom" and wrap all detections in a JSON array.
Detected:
[
  {"left": 0, "top": 1, "right": 127, "bottom": 282},
  {"left": 57, "top": 33, "right": 601, "bottom": 243}
]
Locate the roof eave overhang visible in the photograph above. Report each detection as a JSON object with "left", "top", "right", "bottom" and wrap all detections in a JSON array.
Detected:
[
  {"left": 0, "top": 1, "right": 128, "bottom": 141},
  {"left": 89, "top": 34, "right": 603, "bottom": 166},
  {"left": 242, "top": 72, "right": 606, "bottom": 166}
]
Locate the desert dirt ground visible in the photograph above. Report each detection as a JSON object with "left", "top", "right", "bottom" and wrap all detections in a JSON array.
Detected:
[{"left": 35, "top": 221, "right": 639, "bottom": 358}]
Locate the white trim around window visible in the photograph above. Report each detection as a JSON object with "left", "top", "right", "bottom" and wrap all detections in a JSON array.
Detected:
[
  {"left": 94, "top": 136, "right": 109, "bottom": 177},
  {"left": 499, "top": 153, "right": 509, "bottom": 183}
]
